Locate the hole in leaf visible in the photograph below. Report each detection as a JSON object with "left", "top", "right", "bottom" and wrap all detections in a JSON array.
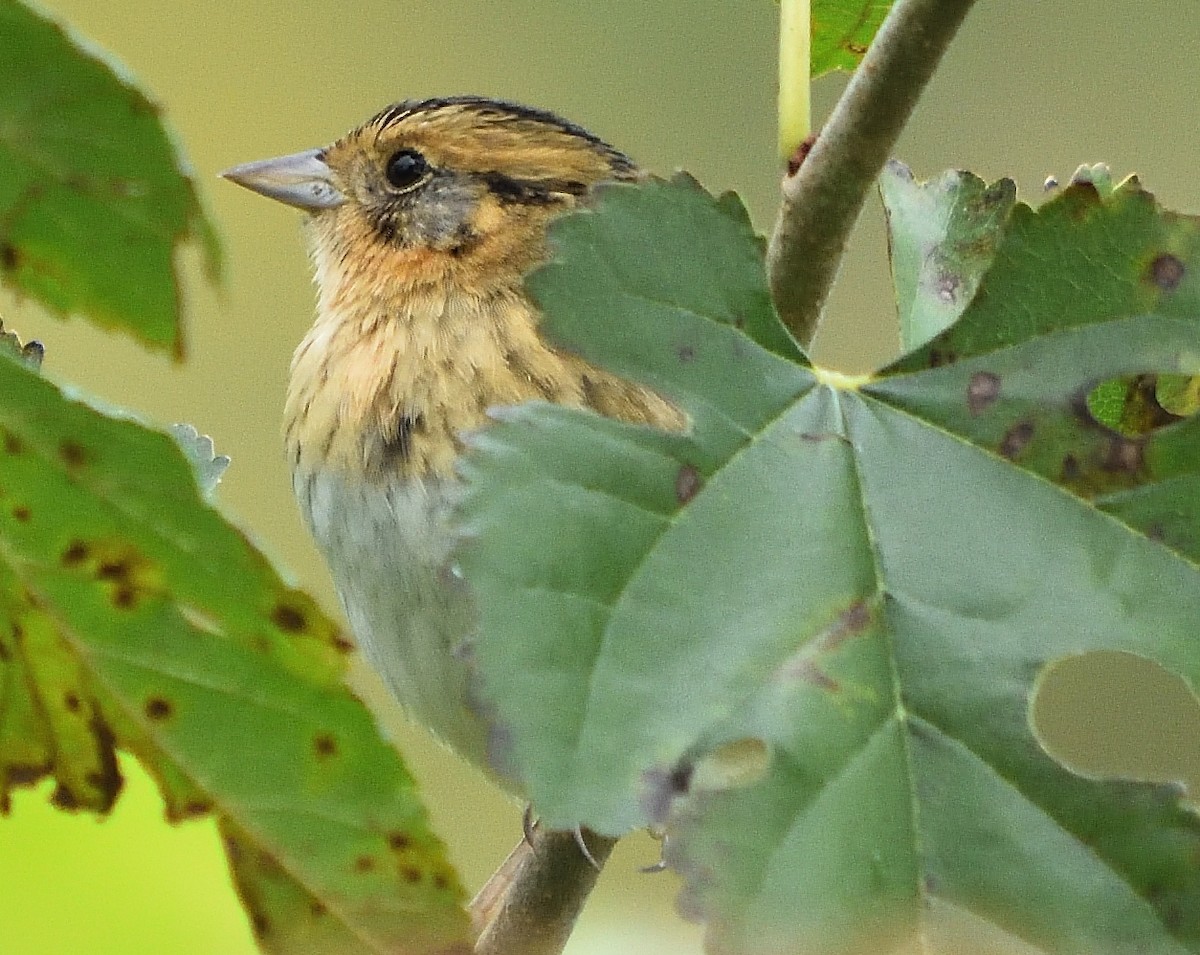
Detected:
[
  {"left": 1032, "top": 651, "right": 1200, "bottom": 794},
  {"left": 1085, "top": 373, "right": 1199, "bottom": 437}
]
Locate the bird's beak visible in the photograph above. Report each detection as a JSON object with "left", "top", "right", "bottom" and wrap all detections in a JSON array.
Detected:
[{"left": 220, "top": 148, "right": 345, "bottom": 210}]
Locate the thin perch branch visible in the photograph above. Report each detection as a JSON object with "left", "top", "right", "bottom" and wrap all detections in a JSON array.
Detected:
[
  {"left": 767, "top": 0, "right": 980, "bottom": 348},
  {"left": 470, "top": 827, "right": 618, "bottom": 955}
]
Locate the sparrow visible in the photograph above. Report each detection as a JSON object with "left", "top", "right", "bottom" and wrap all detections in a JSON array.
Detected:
[{"left": 222, "top": 97, "right": 682, "bottom": 784}]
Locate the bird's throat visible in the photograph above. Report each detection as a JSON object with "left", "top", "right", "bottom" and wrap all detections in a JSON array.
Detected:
[{"left": 284, "top": 281, "right": 590, "bottom": 481}]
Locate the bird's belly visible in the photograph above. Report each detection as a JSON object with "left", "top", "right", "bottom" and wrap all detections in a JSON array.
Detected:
[{"left": 294, "top": 468, "right": 490, "bottom": 767}]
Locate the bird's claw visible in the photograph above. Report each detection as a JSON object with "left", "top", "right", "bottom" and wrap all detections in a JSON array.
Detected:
[
  {"left": 573, "top": 825, "right": 602, "bottom": 871},
  {"left": 521, "top": 803, "right": 538, "bottom": 848},
  {"left": 522, "top": 804, "right": 601, "bottom": 871}
]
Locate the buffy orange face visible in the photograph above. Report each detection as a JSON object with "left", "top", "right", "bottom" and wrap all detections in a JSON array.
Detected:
[{"left": 225, "top": 96, "right": 678, "bottom": 484}]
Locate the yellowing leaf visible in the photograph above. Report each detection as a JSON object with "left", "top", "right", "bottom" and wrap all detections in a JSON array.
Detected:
[{"left": 0, "top": 351, "right": 470, "bottom": 955}]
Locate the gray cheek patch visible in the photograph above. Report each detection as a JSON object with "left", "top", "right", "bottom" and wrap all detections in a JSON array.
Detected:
[{"left": 366, "top": 174, "right": 481, "bottom": 250}]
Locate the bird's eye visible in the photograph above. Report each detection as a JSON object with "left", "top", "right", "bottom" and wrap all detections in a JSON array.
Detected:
[{"left": 384, "top": 149, "right": 429, "bottom": 190}]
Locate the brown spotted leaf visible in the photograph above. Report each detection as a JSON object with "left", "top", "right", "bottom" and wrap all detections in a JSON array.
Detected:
[
  {"left": 0, "top": 353, "right": 470, "bottom": 955},
  {"left": 880, "top": 160, "right": 1017, "bottom": 351},
  {"left": 0, "top": 0, "right": 220, "bottom": 355},
  {"left": 459, "top": 175, "right": 1200, "bottom": 954}
]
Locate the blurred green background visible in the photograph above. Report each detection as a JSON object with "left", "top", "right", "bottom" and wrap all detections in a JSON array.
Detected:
[{"left": 2, "top": 1, "right": 1199, "bottom": 952}]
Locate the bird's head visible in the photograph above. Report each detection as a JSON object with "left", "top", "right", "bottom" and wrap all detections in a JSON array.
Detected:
[{"left": 222, "top": 96, "right": 640, "bottom": 301}]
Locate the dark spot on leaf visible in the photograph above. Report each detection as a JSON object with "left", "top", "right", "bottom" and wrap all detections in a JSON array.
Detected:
[
  {"left": 389, "top": 832, "right": 412, "bottom": 851},
  {"left": 144, "top": 697, "right": 172, "bottom": 721},
  {"left": 332, "top": 632, "right": 355, "bottom": 653},
  {"left": 1147, "top": 253, "right": 1185, "bottom": 292},
  {"left": 7, "top": 764, "right": 46, "bottom": 786},
  {"left": 223, "top": 837, "right": 243, "bottom": 862},
  {"left": 846, "top": 41, "right": 868, "bottom": 55},
  {"left": 402, "top": 865, "right": 422, "bottom": 883},
  {"left": 314, "top": 733, "right": 337, "bottom": 758},
  {"left": 1102, "top": 435, "right": 1145, "bottom": 474},
  {"left": 84, "top": 771, "right": 108, "bottom": 788},
  {"left": 2, "top": 430, "right": 21, "bottom": 454},
  {"left": 798, "top": 660, "right": 840, "bottom": 691},
  {"left": 966, "top": 372, "right": 1001, "bottom": 415},
  {"left": 0, "top": 243, "right": 17, "bottom": 270},
  {"left": 354, "top": 855, "right": 376, "bottom": 873},
  {"left": 64, "top": 692, "right": 81, "bottom": 713},
  {"left": 113, "top": 586, "right": 137, "bottom": 609},
  {"left": 819, "top": 599, "right": 873, "bottom": 651},
  {"left": 51, "top": 785, "right": 80, "bottom": 810},
  {"left": 785, "top": 134, "right": 817, "bottom": 177},
  {"left": 433, "top": 872, "right": 449, "bottom": 890},
  {"left": 1146, "top": 523, "right": 1165, "bottom": 542},
  {"left": 669, "top": 760, "right": 695, "bottom": 795},
  {"left": 309, "top": 900, "right": 327, "bottom": 917},
  {"left": 181, "top": 800, "right": 211, "bottom": 819},
  {"left": 733, "top": 316, "right": 746, "bottom": 330},
  {"left": 62, "top": 540, "right": 89, "bottom": 567},
  {"left": 250, "top": 911, "right": 270, "bottom": 938},
  {"left": 1065, "top": 181, "right": 1101, "bottom": 218},
  {"left": 933, "top": 271, "right": 961, "bottom": 304},
  {"left": 640, "top": 759, "right": 695, "bottom": 824},
  {"left": 58, "top": 440, "right": 88, "bottom": 469},
  {"left": 97, "top": 558, "right": 131, "bottom": 581},
  {"left": 999, "top": 421, "right": 1034, "bottom": 459},
  {"left": 675, "top": 464, "right": 702, "bottom": 504},
  {"left": 1061, "top": 454, "right": 1081, "bottom": 482},
  {"left": 677, "top": 344, "right": 696, "bottom": 363},
  {"left": 12, "top": 505, "right": 30, "bottom": 523},
  {"left": 928, "top": 348, "right": 958, "bottom": 368},
  {"left": 87, "top": 717, "right": 121, "bottom": 809},
  {"left": 272, "top": 602, "right": 307, "bottom": 633}
]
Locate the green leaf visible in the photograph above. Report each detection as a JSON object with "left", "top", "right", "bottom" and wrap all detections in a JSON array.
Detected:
[
  {"left": 0, "top": 0, "right": 220, "bottom": 356},
  {"left": 880, "top": 160, "right": 1016, "bottom": 351},
  {"left": 812, "top": 0, "right": 894, "bottom": 76},
  {"left": 459, "top": 175, "right": 1200, "bottom": 953},
  {"left": 890, "top": 173, "right": 1200, "bottom": 371},
  {"left": 0, "top": 357, "right": 470, "bottom": 955},
  {"left": 169, "top": 422, "right": 230, "bottom": 497},
  {"left": 0, "top": 316, "right": 42, "bottom": 368}
]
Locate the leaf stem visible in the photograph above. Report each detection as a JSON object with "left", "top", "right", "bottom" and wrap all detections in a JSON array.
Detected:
[
  {"left": 766, "top": 0, "right": 980, "bottom": 348},
  {"left": 778, "top": 0, "right": 812, "bottom": 161},
  {"left": 470, "top": 827, "right": 618, "bottom": 955}
]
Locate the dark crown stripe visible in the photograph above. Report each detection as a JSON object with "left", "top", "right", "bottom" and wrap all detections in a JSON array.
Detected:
[
  {"left": 479, "top": 172, "right": 590, "bottom": 207},
  {"left": 367, "top": 96, "right": 637, "bottom": 176}
]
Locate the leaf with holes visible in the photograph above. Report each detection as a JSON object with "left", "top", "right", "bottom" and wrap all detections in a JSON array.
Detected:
[
  {"left": 0, "top": 0, "right": 219, "bottom": 356},
  {"left": 811, "top": 0, "right": 895, "bottom": 76},
  {"left": 458, "top": 174, "right": 1200, "bottom": 954},
  {"left": 0, "top": 351, "right": 470, "bottom": 955}
]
